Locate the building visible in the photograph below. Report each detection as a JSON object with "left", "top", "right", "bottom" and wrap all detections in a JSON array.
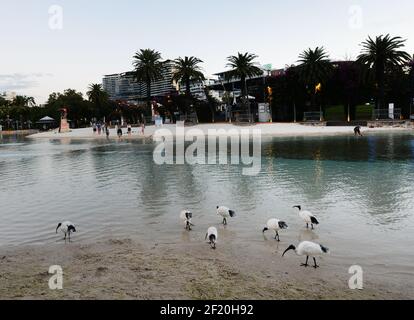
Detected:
[
  {"left": 178, "top": 79, "right": 217, "bottom": 101},
  {"left": 103, "top": 61, "right": 179, "bottom": 103},
  {"left": 0, "top": 91, "right": 17, "bottom": 101}
]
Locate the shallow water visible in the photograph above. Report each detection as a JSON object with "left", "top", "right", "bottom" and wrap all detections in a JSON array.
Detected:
[{"left": 1, "top": 133, "right": 414, "bottom": 285}]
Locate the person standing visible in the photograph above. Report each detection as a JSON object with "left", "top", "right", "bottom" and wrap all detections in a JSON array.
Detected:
[
  {"left": 106, "top": 125, "right": 110, "bottom": 138},
  {"left": 117, "top": 125, "right": 123, "bottom": 138}
]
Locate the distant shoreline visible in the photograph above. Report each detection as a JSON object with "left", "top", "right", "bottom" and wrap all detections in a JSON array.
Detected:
[
  {"left": 1, "top": 129, "right": 39, "bottom": 136},
  {"left": 26, "top": 123, "right": 414, "bottom": 141}
]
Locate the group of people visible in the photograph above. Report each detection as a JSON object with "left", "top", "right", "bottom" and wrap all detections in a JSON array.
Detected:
[
  {"left": 92, "top": 122, "right": 110, "bottom": 138},
  {"left": 92, "top": 122, "right": 146, "bottom": 139}
]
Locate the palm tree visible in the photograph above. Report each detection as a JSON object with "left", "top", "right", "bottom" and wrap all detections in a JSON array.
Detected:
[
  {"left": 12, "top": 95, "right": 35, "bottom": 107},
  {"left": 408, "top": 55, "right": 414, "bottom": 116},
  {"left": 133, "top": 49, "right": 165, "bottom": 113},
  {"left": 87, "top": 83, "right": 109, "bottom": 120},
  {"left": 297, "top": 47, "right": 332, "bottom": 114},
  {"left": 226, "top": 52, "right": 263, "bottom": 119},
  {"left": 172, "top": 56, "right": 205, "bottom": 98},
  {"left": 357, "top": 34, "right": 411, "bottom": 109},
  {"left": 226, "top": 52, "right": 263, "bottom": 97},
  {"left": 87, "top": 84, "right": 106, "bottom": 103}
]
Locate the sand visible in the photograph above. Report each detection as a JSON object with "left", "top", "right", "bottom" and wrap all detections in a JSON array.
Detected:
[
  {"left": 26, "top": 123, "right": 414, "bottom": 141},
  {"left": 0, "top": 238, "right": 410, "bottom": 300}
]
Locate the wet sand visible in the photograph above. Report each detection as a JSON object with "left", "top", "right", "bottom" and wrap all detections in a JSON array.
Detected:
[{"left": 0, "top": 238, "right": 410, "bottom": 300}]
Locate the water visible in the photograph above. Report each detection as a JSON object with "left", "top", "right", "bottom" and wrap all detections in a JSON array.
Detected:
[{"left": 1, "top": 133, "right": 414, "bottom": 284}]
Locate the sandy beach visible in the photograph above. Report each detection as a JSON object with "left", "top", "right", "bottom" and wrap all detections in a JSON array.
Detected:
[
  {"left": 0, "top": 238, "right": 411, "bottom": 300},
  {"left": 26, "top": 123, "right": 414, "bottom": 141}
]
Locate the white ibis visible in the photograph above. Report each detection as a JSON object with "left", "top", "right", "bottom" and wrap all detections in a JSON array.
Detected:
[
  {"left": 293, "top": 206, "right": 320, "bottom": 229},
  {"left": 56, "top": 221, "right": 77, "bottom": 241},
  {"left": 263, "top": 219, "right": 288, "bottom": 241},
  {"left": 282, "top": 241, "right": 330, "bottom": 268},
  {"left": 217, "top": 206, "right": 236, "bottom": 225},
  {"left": 205, "top": 227, "right": 218, "bottom": 249},
  {"left": 180, "top": 210, "right": 194, "bottom": 231}
]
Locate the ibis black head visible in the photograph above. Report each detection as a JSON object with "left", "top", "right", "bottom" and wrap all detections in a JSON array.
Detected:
[
  {"left": 56, "top": 223, "right": 62, "bottom": 234},
  {"left": 186, "top": 212, "right": 193, "bottom": 220},
  {"left": 293, "top": 205, "right": 302, "bottom": 211},
  {"left": 68, "top": 225, "right": 76, "bottom": 233},
  {"left": 282, "top": 245, "right": 296, "bottom": 257},
  {"left": 278, "top": 221, "right": 288, "bottom": 230},
  {"left": 216, "top": 206, "right": 219, "bottom": 209},
  {"left": 209, "top": 235, "right": 216, "bottom": 250}
]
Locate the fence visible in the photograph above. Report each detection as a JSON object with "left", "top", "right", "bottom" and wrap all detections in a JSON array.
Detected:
[
  {"left": 303, "top": 112, "right": 323, "bottom": 122},
  {"left": 372, "top": 108, "right": 402, "bottom": 120}
]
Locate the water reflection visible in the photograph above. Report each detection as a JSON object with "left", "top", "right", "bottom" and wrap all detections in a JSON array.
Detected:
[{"left": 0, "top": 133, "right": 413, "bottom": 249}]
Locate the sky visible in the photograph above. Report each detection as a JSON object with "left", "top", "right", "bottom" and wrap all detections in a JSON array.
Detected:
[{"left": 1, "top": 0, "right": 414, "bottom": 104}]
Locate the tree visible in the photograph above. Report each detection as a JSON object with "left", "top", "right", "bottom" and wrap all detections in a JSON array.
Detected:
[
  {"left": 297, "top": 47, "right": 333, "bottom": 112},
  {"left": 172, "top": 56, "right": 205, "bottom": 98},
  {"left": 11, "top": 95, "right": 36, "bottom": 107},
  {"left": 46, "top": 89, "right": 92, "bottom": 128},
  {"left": 409, "top": 55, "right": 414, "bottom": 115},
  {"left": 226, "top": 52, "right": 263, "bottom": 97},
  {"left": 357, "top": 34, "right": 411, "bottom": 109},
  {"left": 133, "top": 49, "right": 166, "bottom": 114},
  {"left": 226, "top": 52, "right": 263, "bottom": 118},
  {"left": 335, "top": 61, "right": 367, "bottom": 121},
  {"left": 87, "top": 83, "right": 109, "bottom": 120}
]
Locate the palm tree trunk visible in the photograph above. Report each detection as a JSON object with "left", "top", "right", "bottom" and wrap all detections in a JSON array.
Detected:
[
  {"left": 293, "top": 102, "right": 297, "bottom": 123},
  {"left": 377, "top": 66, "right": 385, "bottom": 110},
  {"left": 147, "top": 81, "right": 152, "bottom": 116},
  {"left": 186, "top": 78, "right": 191, "bottom": 98},
  {"left": 242, "top": 76, "right": 251, "bottom": 122}
]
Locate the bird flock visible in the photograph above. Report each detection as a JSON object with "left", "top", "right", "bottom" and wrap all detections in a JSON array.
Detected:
[{"left": 56, "top": 205, "right": 330, "bottom": 269}]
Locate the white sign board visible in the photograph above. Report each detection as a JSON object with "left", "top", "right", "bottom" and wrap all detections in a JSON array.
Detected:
[{"left": 389, "top": 103, "right": 394, "bottom": 120}]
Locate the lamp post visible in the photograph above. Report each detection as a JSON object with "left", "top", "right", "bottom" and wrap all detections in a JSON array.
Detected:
[{"left": 315, "top": 83, "right": 323, "bottom": 122}]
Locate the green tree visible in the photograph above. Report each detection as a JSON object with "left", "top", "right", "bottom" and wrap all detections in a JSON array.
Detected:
[
  {"left": 226, "top": 52, "right": 263, "bottom": 97},
  {"left": 87, "top": 83, "right": 109, "bottom": 120},
  {"left": 172, "top": 56, "right": 205, "bottom": 98},
  {"left": 357, "top": 34, "right": 411, "bottom": 109},
  {"left": 226, "top": 52, "right": 263, "bottom": 118},
  {"left": 297, "top": 47, "right": 333, "bottom": 112},
  {"left": 409, "top": 55, "right": 414, "bottom": 115},
  {"left": 11, "top": 95, "right": 36, "bottom": 107},
  {"left": 133, "top": 49, "right": 166, "bottom": 114}
]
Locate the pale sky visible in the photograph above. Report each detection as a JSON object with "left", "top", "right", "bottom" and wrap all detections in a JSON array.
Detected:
[{"left": 1, "top": 0, "right": 413, "bottom": 104}]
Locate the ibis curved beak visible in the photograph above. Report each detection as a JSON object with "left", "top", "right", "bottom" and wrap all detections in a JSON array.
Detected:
[{"left": 282, "top": 245, "right": 296, "bottom": 257}]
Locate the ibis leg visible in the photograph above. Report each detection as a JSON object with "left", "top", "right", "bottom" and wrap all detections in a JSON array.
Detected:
[
  {"left": 313, "top": 258, "right": 319, "bottom": 269},
  {"left": 275, "top": 231, "right": 280, "bottom": 242},
  {"left": 301, "top": 256, "right": 309, "bottom": 267}
]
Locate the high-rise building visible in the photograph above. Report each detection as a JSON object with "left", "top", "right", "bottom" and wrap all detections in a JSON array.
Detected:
[{"left": 103, "top": 61, "right": 178, "bottom": 103}]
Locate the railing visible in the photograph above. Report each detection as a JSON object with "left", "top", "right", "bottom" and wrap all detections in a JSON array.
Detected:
[
  {"left": 372, "top": 108, "right": 402, "bottom": 120},
  {"left": 233, "top": 112, "right": 254, "bottom": 125},
  {"left": 303, "top": 112, "right": 323, "bottom": 122},
  {"left": 179, "top": 113, "right": 199, "bottom": 126}
]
